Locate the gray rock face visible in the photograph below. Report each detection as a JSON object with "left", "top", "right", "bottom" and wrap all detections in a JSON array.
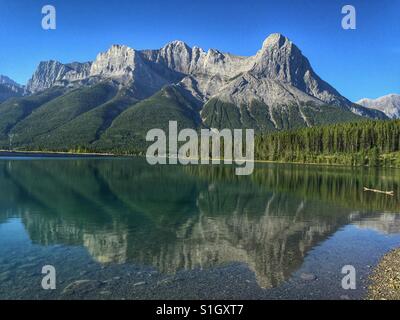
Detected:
[
  {"left": 357, "top": 94, "right": 400, "bottom": 119},
  {"left": 252, "top": 35, "right": 333, "bottom": 96},
  {"left": 22, "top": 33, "right": 386, "bottom": 120},
  {"left": 206, "top": 34, "right": 353, "bottom": 110},
  {"left": 0, "top": 74, "right": 23, "bottom": 89},
  {"left": 26, "top": 60, "right": 91, "bottom": 93},
  {"left": 148, "top": 40, "right": 193, "bottom": 74},
  {"left": 0, "top": 75, "right": 24, "bottom": 102},
  {"left": 90, "top": 45, "right": 137, "bottom": 80},
  {"left": 87, "top": 44, "right": 181, "bottom": 99}
]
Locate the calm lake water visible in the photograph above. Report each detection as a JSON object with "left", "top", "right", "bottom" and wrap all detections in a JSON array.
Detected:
[{"left": 0, "top": 157, "right": 400, "bottom": 300}]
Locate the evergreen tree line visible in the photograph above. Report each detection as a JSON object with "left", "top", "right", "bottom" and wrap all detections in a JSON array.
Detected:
[{"left": 255, "top": 120, "right": 400, "bottom": 167}]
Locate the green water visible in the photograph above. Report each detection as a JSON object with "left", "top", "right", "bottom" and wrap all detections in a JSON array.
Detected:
[{"left": 0, "top": 157, "right": 400, "bottom": 299}]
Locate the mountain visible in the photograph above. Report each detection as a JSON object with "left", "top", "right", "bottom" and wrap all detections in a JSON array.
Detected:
[
  {"left": 96, "top": 85, "right": 202, "bottom": 152},
  {"left": 357, "top": 94, "right": 400, "bottom": 119},
  {"left": 26, "top": 60, "right": 92, "bottom": 94},
  {"left": 25, "top": 45, "right": 182, "bottom": 99},
  {"left": 0, "top": 34, "right": 388, "bottom": 152},
  {"left": 0, "top": 87, "right": 67, "bottom": 143},
  {"left": 199, "top": 34, "right": 382, "bottom": 129},
  {"left": 0, "top": 75, "right": 24, "bottom": 102}
]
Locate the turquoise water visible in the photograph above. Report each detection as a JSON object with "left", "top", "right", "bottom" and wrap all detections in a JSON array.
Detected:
[{"left": 0, "top": 157, "right": 400, "bottom": 299}]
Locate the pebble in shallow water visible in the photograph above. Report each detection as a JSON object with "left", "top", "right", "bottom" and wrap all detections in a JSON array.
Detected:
[
  {"left": 62, "top": 280, "right": 104, "bottom": 297},
  {"left": 300, "top": 273, "right": 317, "bottom": 281}
]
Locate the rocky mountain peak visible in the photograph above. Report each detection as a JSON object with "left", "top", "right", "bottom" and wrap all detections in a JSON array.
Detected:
[
  {"left": 26, "top": 60, "right": 92, "bottom": 93},
  {"left": 261, "top": 33, "right": 290, "bottom": 50},
  {"left": 18, "top": 33, "right": 384, "bottom": 121},
  {"left": 245, "top": 34, "right": 353, "bottom": 109},
  {"left": 26, "top": 60, "right": 69, "bottom": 93},
  {"left": 156, "top": 40, "right": 193, "bottom": 74},
  {"left": 0, "top": 74, "right": 22, "bottom": 88},
  {"left": 163, "top": 40, "right": 190, "bottom": 49},
  {"left": 357, "top": 94, "right": 400, "bottom": 119},
  {"left": 252, "top": 34, "right": 307, "bottom": 79},
  {"left": 108, "top": 44, "right": 135, "bottom": 55},
  {"left": 0, "top": 75, "right": 24, "bottom": 102},
  {"left": 90, "top": 45, "right": 138, "bottom": 79}
]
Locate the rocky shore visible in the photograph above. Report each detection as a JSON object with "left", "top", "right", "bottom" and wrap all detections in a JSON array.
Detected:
[{"left": 368, "top": 248, "right": 400, "bottom": 300}]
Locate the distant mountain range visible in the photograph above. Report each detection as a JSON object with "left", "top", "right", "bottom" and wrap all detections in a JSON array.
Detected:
[
  {"left": 0, "top": 75, "right": 24, "bottom": 103},
  {"left": 0, "top": 33, "right": 388, "bottom": 152},
  {"left": 357, "top": 94, "right": 400, "bottom": 119}
]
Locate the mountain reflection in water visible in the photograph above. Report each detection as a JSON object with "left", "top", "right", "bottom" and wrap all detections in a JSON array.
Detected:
[{"left": 0, "top": 158, "right": 399, "bottom": 290}]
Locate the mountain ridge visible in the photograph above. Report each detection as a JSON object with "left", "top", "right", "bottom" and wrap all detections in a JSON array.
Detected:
[
  {"left": 357, "top": 94, "right": 400, "bottom": 119},
  {"left": 22, "top": 34, "right": 384, "bottom": 120},
  {"left": 0, "top": 75, "right": 24, "bottom": 102},
  {"left": 0, "top": 33, "right": 389, "bottom": 152}
]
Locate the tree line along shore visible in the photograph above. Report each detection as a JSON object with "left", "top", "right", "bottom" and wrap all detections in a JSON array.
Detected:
[
  {"left": 255, "top": 119, "right": 400, "bottom": 168},
  {"left": 3, "top": 119, "right": 400, "bottom": 169}
]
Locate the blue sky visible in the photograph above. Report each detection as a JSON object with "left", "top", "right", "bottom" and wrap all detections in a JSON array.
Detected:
[{"left": 0, "top": 0, "right": 399, "bottom": 101}]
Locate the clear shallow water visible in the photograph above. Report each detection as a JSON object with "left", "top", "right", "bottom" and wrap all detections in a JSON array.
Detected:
[{"left": 0, "top": 157, "right": 400, "bottom": 300}]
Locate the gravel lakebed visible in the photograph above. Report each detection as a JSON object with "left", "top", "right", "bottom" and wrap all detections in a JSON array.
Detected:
[{"left": 367, "top": 248, "right": 400, "bottom": 300}]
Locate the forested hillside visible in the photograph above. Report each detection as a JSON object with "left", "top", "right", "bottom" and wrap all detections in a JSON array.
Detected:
[{"left": 255, "top": 120, "right": 400, "bottom": 167}]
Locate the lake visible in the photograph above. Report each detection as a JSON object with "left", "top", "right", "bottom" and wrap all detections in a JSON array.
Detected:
[{"left": 0, "top": 156, "right": 400, "bottom": 299}]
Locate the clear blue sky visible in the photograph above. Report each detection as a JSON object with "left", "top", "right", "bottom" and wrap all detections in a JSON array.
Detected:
[{"left": 0, "top": 0, "right": 399, "bottom": 101}]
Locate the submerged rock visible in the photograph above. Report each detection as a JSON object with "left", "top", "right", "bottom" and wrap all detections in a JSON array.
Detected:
[
  {"left": 133, "top": 281, "right": 146, "bottom": 287},
  {"left": 62, "top": 280, "right": 103, "bottom": 297},
  {"left": 300, "top": 273, "right": 317, "bottom": 281}
]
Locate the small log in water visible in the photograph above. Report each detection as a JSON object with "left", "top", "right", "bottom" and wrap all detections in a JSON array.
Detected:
[{"left": 363, "top": 187, "right": 394, "bottom": 196}]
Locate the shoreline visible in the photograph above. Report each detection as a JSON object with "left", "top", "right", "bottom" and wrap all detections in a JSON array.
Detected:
[
  {"left": 0, "top": 149, "right": 399, "bottom": 170},
  {"left": 1, "top": 149, "right": 400, "bottom": 171},
  {"left": 0, "top": 150, "right": 115, "bottom": 158},
  {"left": 367, "top": 248, "right": 400, "bottom": 300}
]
